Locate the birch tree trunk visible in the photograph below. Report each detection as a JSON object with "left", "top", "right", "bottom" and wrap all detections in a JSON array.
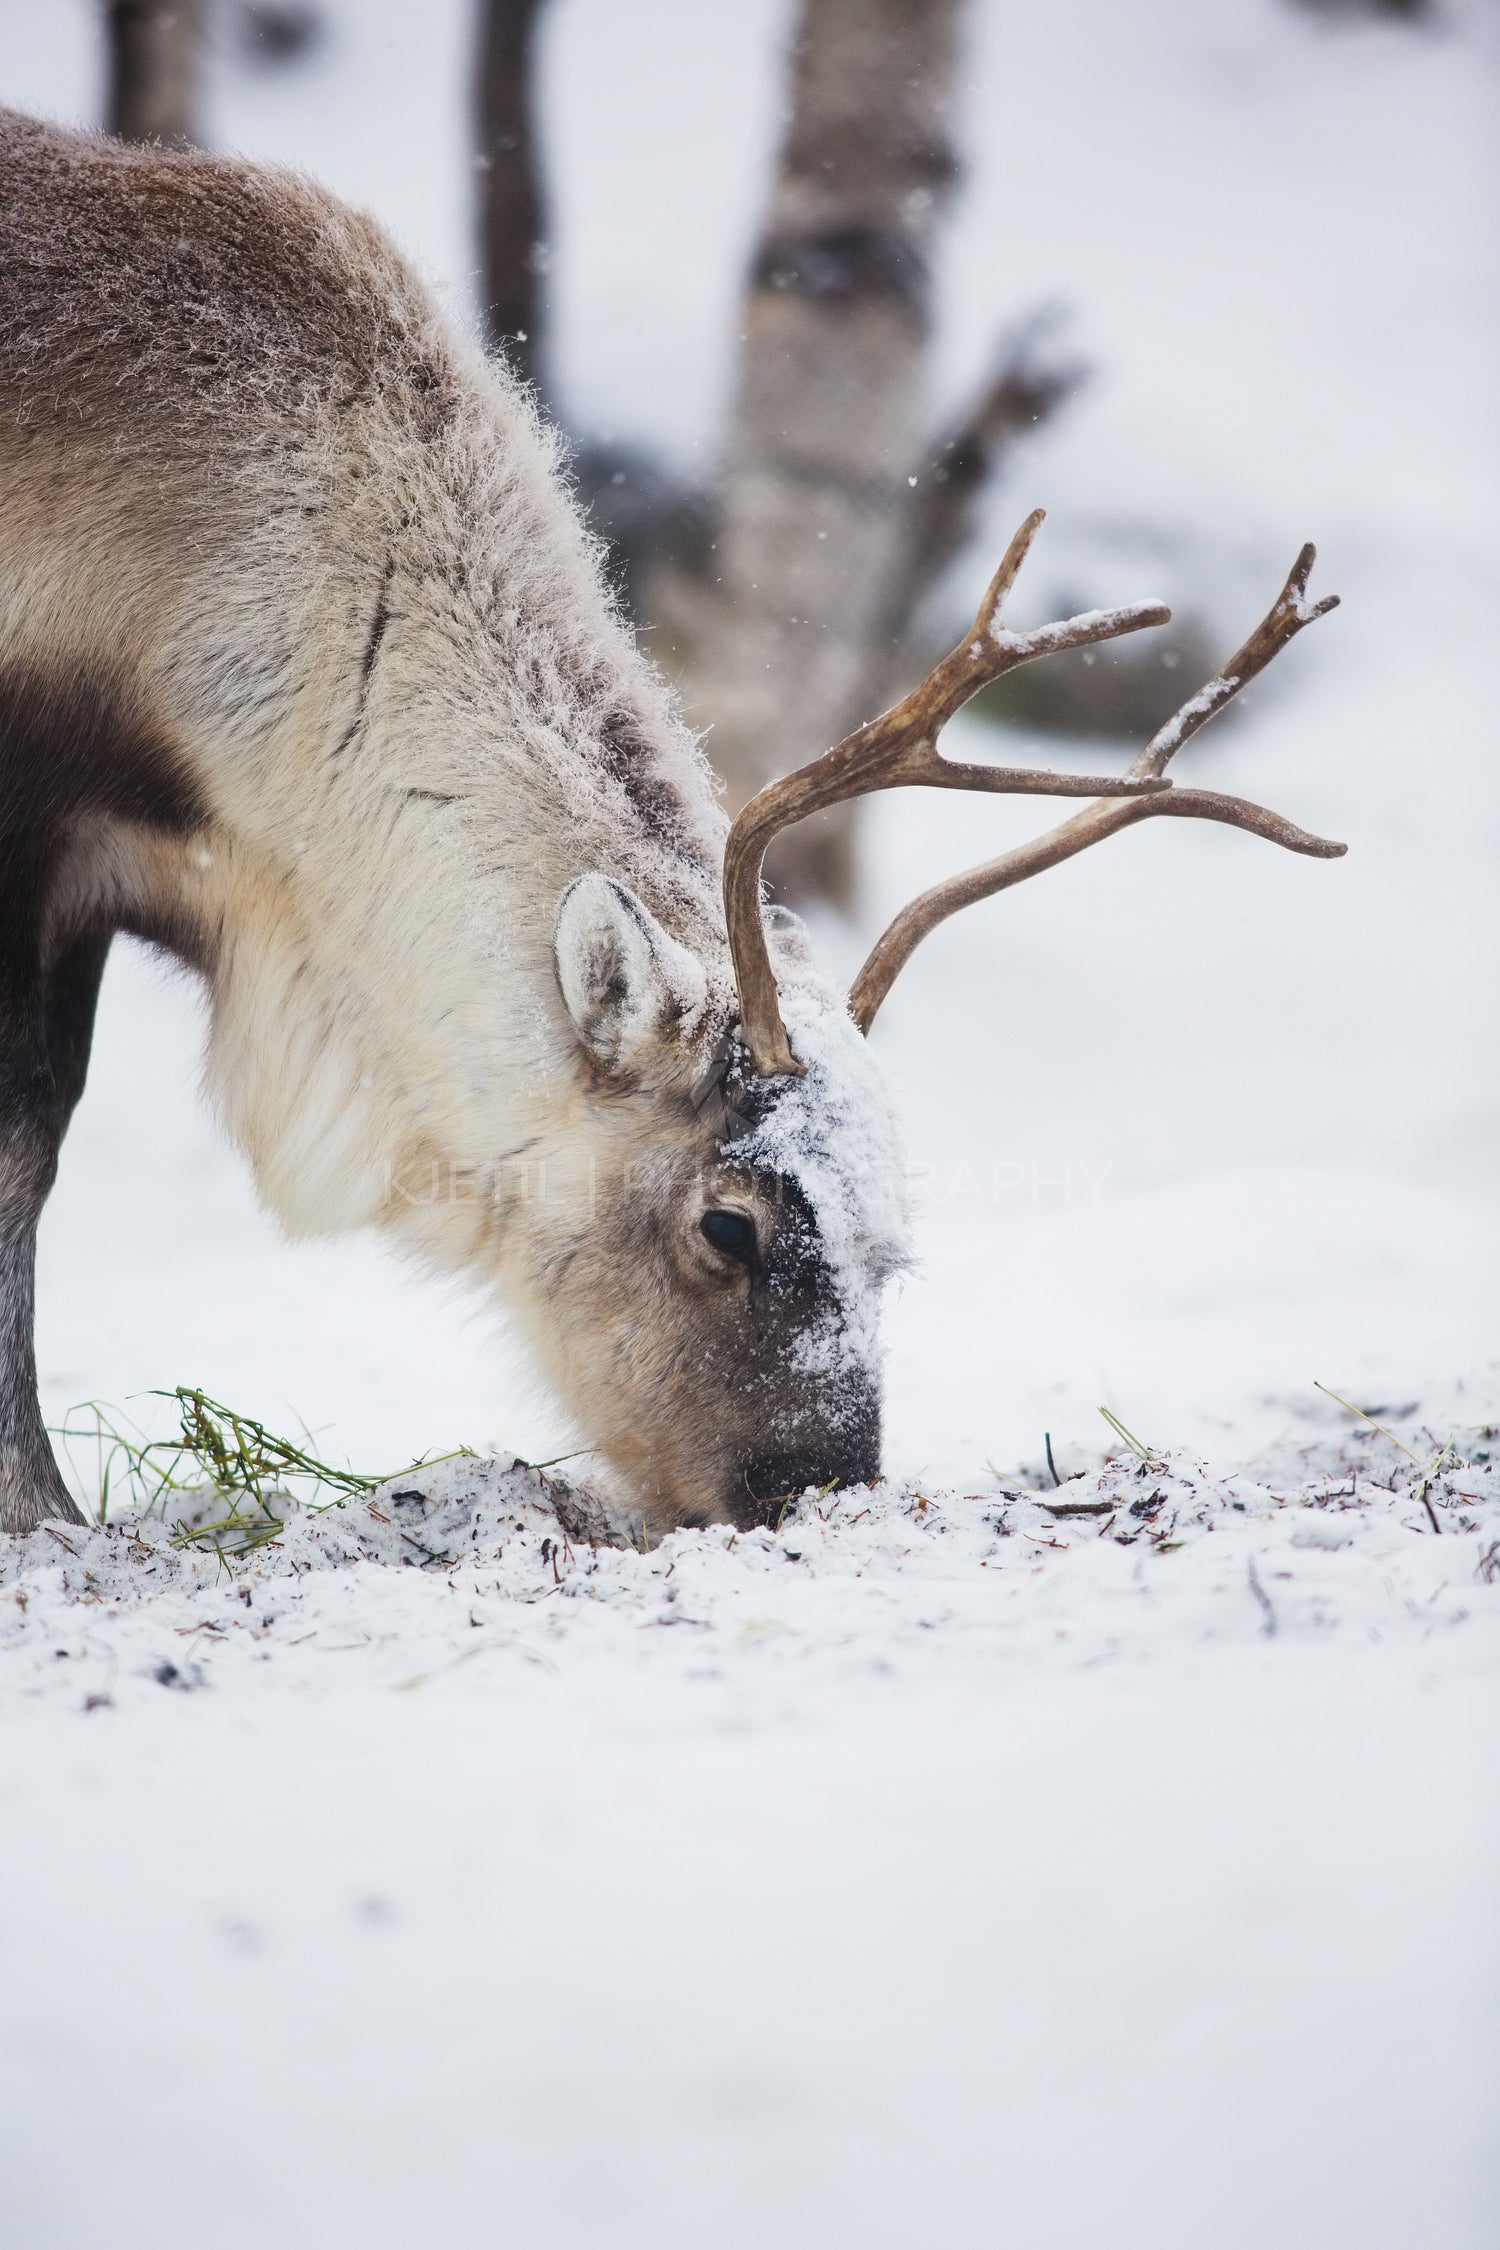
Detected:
[
  {"left": 472, "top": 0, "right": 1080, "bottom": 902},
  {"left": 475, "top": 0, "right": 550, "bottom": 392},
  {"left": 649, "top": 0, "right": 964, "bottom": 904},
  {"left": 104, "top": 0, "right": 206, "bottom": 147}
]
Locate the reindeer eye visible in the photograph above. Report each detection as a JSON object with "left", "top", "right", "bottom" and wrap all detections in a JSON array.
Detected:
[{"left": 701, "top": 1208, "right": 757, "bottom": 1264}]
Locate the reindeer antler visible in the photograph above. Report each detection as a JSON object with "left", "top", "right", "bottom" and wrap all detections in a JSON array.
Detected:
[
  {"left": 724, "top": 510, "right": 1174, "bottom": 1076},
  {"left": 847, "top": 542, "right": 1344, "bottom": 1032}
]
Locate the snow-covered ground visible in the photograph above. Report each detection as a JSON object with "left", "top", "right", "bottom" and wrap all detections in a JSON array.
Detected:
[
  {"left": 5, "top": 1409, "right": 1498, "bottom": 2249},
  {"left": 1, "top": 2, "right": 1497, "bottom": 2244},
  {"left": 4, "top": 1406, "right": 1499, "bottom": 2248}
]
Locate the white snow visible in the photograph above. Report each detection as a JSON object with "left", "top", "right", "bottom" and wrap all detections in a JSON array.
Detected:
[
  {"left": 1, "top": 1, "right": 1497, "bottom": 2244},
  {"left": 8, "top": 1398, "right": 1498, "bottom": 1689},
  {"left": 4, "top": 1409, "right": 1498, "bottom": 2248},
  {"left": 991, "top": 598, "right": 1173, "bottom": 661},
  {"left": 1144, "top": 671, "right": 1236, "bottom": 760},
  {"left": 735, "top": 975, "right": 912, "bottom": 1367}
]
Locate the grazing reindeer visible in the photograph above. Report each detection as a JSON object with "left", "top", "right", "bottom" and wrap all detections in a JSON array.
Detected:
[{"left": 0, "top": 109, "right": 1343, "bottom": 1536}]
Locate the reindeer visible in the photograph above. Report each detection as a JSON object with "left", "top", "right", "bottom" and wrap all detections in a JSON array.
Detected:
[{"left": 0, "top": 109, "right": 1343, "bottom": 1537}]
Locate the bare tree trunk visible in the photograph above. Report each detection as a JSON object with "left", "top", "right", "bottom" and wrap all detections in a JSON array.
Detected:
[
  {"left": 104, "top": 0, "right": 205, "bottom": 147},
  {"left": 475, "top": 0, "right": 550, "bottom": 392},
  {"left": 477, "top": 0, "right": 1077, "bottom": 903},
  {"left": 650, "top": 0, "right": 964, "bottom": 904}
]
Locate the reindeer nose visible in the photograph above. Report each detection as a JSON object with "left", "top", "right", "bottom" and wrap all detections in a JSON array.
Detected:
[{"left": 731, "top": 1433, "right": 880, "bottom": 1530}]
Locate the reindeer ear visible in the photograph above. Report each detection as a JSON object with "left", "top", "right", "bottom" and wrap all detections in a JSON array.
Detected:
[{"left": 554, "top": 875, "right": 708, "bottom": 1066}]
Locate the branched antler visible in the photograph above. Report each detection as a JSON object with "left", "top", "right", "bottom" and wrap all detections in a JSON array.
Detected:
[
  {"left": 847, "top": 543, "right": 1343, "bottom": 1030},
  {"left": 724, "top": 510, "right": 1173, "bottom": 1075}
]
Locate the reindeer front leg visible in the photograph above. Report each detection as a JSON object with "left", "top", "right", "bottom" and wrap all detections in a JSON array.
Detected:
[{"left": 0, "top": 926, "right": 109, "bottom": 1533}]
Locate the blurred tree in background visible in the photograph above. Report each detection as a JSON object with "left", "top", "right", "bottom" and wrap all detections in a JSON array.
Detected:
[
  {"left": 483, "top": 0, "right": 1080, "bottom": 902},
  {"left": 474, "top": 0, "right": 548, "bottom": 393},
  {"left": 103, "top": 0, "right": 205, "bottom": 144},
  {"left": 101, "top": 1, "right": 322, "bottom": 145},
  {"left": 96, "top": 0, "right": 1438, "bottom": 904},
  {"left": 638, "top": 0, "right": 1076, "bottom": 902},
  {"left": 1289, "top": 0, "right": 1431, "bottom": 16}
]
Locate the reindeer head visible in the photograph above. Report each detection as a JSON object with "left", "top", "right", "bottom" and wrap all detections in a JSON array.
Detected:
[
  {"left": 525, "top": 514, "right": 1343, "bottom": 1534},
  {"left": 526, "top": 874, "right": 903, "bottom": 1530}
]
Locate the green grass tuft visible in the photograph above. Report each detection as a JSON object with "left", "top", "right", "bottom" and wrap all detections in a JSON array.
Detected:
[{"left": 52, "top": 1387, "right": 474, "bottom": 1556}]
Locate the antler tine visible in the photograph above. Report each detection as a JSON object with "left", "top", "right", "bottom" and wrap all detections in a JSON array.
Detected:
[
  {"left": 725, "top": 511, "right": 1174, "bottom": 1076},
  {"left": 974, "top": 506, "right": 1047, "bottom": 632},
  {"left": 849, "top": 547, "right": 1345, "bottom": 1034},
  {"left": 1133, "top": 541, "right": 1340, "bottom": 781}
]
